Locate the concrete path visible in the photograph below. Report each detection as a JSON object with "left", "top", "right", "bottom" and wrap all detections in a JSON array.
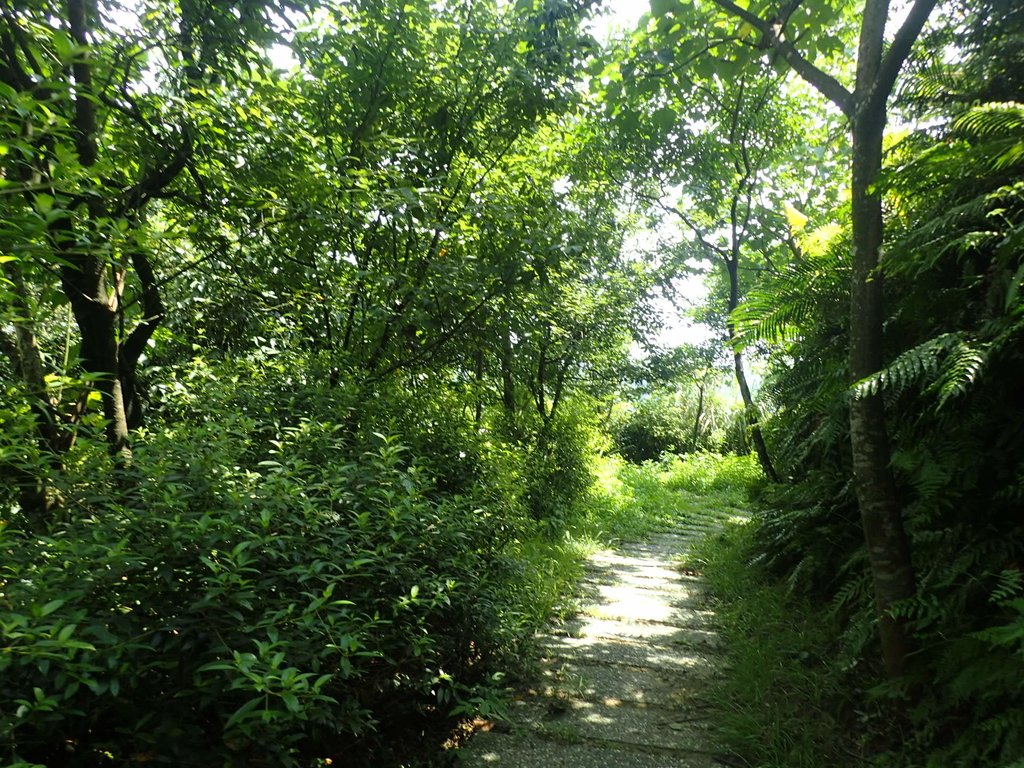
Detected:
[{"left": 456, "top": 526, "right": 728, "bottom": 768}]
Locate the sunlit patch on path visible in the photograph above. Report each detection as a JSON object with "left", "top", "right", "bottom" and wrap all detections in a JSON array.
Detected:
[{"left": 456, "top": 523, "right": 731, "bottom": 767}]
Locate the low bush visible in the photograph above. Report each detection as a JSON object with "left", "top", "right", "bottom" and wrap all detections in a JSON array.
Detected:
[
  {"left": 522, "top": 401, "right": 601, "bottom": 529},
  {"left": 0, "top": 424, "right": 533, "bottom": 768},
  {"left": 660, "top": 452, "right": 761, "bottom": 504},
  {"left": 607, "top": 389, "right": 745, "bottom": 464}
]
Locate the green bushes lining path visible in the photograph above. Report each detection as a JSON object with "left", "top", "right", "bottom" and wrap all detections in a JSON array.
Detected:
[
  {"left": 0, "top": 411, "right": 757, "bottom": 768},
  {"left": 1, "top": 426, "right": 530, "bottom": 767},
  {"left": 687, "top": 522, "right": 859, "bottom": 768},
  {"left": 690, "top": 512, "right": 1024, "bottom": 768}
]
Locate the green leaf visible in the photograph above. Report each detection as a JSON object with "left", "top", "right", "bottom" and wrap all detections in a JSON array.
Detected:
[
  {"left": 1005, "top": 261, "right": 1024, "bottom": 312},
  {"left": 281, "top": 692, "right": 300, "bottom": 713},
  {"left": 39, "top": 599, "right": 65, "bottom": 617},
  {"left": 225, "top": 696, "right": 264, "bottom": 730},
  {"left": 650, "top": 0, "right": 677, "bottom": 18},
  {"left": 34, "top": 194, "right": 55, "bottom": 215},
  {"left": 652, "top": 106, "right": 678, "bottom": 133}
]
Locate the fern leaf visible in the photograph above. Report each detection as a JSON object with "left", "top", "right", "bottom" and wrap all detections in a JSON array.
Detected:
[
  {"left": 953, "top": 102, "right": 1024, "bottom": 139},
  {"left": 852, "top": 333, "right": 959, "bottom": 399},
  {"left": 930, "top": 338, "right": 988, "bottom": 408}
]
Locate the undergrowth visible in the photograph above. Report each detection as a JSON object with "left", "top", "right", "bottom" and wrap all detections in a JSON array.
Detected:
[
  {"left": 576, "top": 452, "right": 759, "bottom": 542},
  {"left": 685, "top": 521, "right": 864, "bottom": 768}
]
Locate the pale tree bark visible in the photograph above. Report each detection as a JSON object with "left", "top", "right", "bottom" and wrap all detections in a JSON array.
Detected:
[
  {"left": 710, "top": 0, "right": 937, "bottom": 678},
  {"left": 691, "top": 380, "right": 705, "bottom": 451}
]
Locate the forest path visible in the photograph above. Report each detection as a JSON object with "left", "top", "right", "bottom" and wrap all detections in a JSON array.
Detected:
[{"left": 456, "top": 520, "right": 731, "bottom": 768}]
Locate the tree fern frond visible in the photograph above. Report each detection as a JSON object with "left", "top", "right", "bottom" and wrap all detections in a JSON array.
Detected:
[
  {"left": 852, "top": 333, "right": 961, "bottom": 399},
  {"left": 953, "top": 102, "right": 1024, "bottom": 139},
  {"left": 732, "top": 254, "right": 847, "bottom": 347},
  {"left": 991, "top": 569, "right": 1024, "bottom": 604},
  {"left": 929, "top": 338, "right": 989, "bottom": 408},
  {"left": 832, "top": 571, "right": 871, "bottom": 612},
  {"left": 993, "top": 140, "right": 1024, "bottom": 171},
  {"left": 889, "top": 182, "right": 1024, "bottom": 269},
  {"left": 893, "top": 446, "right": 958, "bottom": 501},
  {"left": 900, "top": 60, "right": 968, "bottom": 106}
]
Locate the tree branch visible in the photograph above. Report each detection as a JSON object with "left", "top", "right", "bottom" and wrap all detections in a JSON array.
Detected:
[
  {"left": 709, "top": 0, "right": 854, "bottom": 117},
  {"left": 869, "top": 0, "right": 938, "bottom": 113},
  {"left": 67, "top": 0, "right": 98, "bottom": 168},
  {"left": 119, "top": 247, "right": 165, "bottom": 368},
  {"left": 644, "top": 193, "right": 730, "bottom": 261}
]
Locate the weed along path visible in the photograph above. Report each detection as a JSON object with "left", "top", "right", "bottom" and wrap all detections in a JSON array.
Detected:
[{"left": 456, "top": 521, "right": 729, "bottom": 768}]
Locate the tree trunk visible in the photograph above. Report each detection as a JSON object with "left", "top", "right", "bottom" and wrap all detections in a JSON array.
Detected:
[
  {"left": 691, "top": 381, "right": 705, "bottom": 452},
  {"left": 712, "top": 0, "right": 935, "bottom": 685},
  {"left": 62, "top": 0, "right": 131, "bottom": 462},
  {"left": 848, "top": 110, "right": 915, "bottom": 678},
  {"left": 474, "top": 348, "right": 484, "bottom": 428},
  {"left": 726, "top": 259, "right": 779, "bottom": 482},
  {"left": 3, "top": 261, "right": 59, "bottom": 451},
  {"left": 500, "top": 310, "right": 517, "bottom": 422},
  {"left": 60, "top": 259, "right": 132, "bottom": 463},
  {"left": 732, "top": 343, "right": 778, "bottom": 482}
]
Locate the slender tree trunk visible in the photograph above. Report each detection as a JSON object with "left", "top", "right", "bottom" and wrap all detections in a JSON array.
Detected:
[
  {"left": 60, "top": 261, "right": 132, "bottom": 462},
  {"left": 848, "top": 110, "right": 915, "bottom": 678},
  {"left": 501, "top": 334, "right": 516, "bottom": 418},
  {"left": 474, "top": 348, "right": 484, "bottom": 428},
  {"left": 691, "top": 381, "right": 705, "bottom": 452},
  {"left": 726, "top": 259, "right": 779, "bottom": 482},
  {"left": 3, "top": 262, "right": 58, "bottom": 449},
  {"left": 731, "top": 342, "right": 778, "bottom": 481}
]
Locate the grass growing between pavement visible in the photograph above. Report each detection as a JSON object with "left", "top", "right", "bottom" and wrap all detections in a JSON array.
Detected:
[{"left": 685, "top": 521, "right": 862, "bottom": 768}]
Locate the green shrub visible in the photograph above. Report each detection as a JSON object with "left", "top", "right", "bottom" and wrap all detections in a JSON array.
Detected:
[
  {"left": 0, "top": 425, "right": 530, "bottom": 767},
  {"left": 608, "top": 395, "right": 693, "bottom": 463},
  {"left": 660, "top": 452, "right": 762, "bottom": 503},
  {"left": 522, "top": 400, "right": 600, "bottom": 529},
  {"left": 608, "top": 389, "right": 743, "bottom": 464}
]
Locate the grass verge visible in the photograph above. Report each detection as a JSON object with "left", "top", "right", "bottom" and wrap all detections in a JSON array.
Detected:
[{"left": 685, "top": 519, "right": 863, "bottom": 768}]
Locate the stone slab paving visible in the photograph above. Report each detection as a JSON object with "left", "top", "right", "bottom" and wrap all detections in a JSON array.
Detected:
[
  {"left": 539, "top": 635, "right": 717, "bottom": 674},
  {"left": 456, "top": 525, "right": 729, "bottom": 767}
]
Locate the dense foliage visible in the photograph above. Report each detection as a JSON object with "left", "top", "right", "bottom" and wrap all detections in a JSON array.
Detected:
[
  {"left": 607, "top": 345, "right": 745, "bottom": 462},
  {"left": 2, "top": 0, "right": 1023, "bottom": 766},
  {"left": 721, "top": 2, "right": 1024, "bottom": 765},
  {"left": 0, "top": 1, "right": 643, "bottom": 765}
]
